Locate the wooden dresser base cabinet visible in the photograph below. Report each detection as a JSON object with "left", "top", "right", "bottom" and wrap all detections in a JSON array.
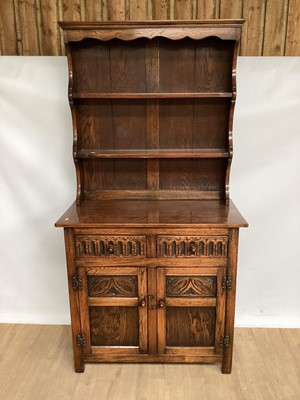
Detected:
[
  {"left": 56, "top": 20, "right": 248, "bottom": 374},
  {"left": 57, "top": 207, "right": 246, "bottom": 374}
]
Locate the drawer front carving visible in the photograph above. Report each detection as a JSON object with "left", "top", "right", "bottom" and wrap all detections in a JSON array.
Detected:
[
  {"left": 157, "top": 236, "right": 228, "bottom": 257},
  {"left": 166, "top": 276, "right": 216, "bottom": 297},
  {"left": 87, "top": 275, "right": 138, "bottom": 297},
  {"left": 75, "top": 235, "right": 146, "bottom": 257}
]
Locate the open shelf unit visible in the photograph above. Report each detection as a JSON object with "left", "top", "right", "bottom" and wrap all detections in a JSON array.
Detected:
[{"left": 66, "top": 32, "right": 237, "bottom": 203}]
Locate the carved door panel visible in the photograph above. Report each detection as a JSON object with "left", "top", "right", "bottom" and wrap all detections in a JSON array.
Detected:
[
  {"left": 78, "top": 266, "right": 148, "bottom": 355},
  {"left": 157, "top": 267, "right": 226, "bottom": 356}
]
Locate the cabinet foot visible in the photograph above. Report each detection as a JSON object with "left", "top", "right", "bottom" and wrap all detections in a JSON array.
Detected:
[{"left": 74, "top": 361, "right": 85, "bottom": 373}]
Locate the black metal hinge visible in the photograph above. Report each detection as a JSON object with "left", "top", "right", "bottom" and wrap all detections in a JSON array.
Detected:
[
  {"left": 222, "top": 276, "right": 232, "bottom": 290},
  {"left": 77, "top": 334, "right": 86, "bottom": 348},
  {"left": 72, "top": 276, "right": 83, "bottom": 291},
  {"left": 220, "top": 334, "right": 230, "bottom": 348}
]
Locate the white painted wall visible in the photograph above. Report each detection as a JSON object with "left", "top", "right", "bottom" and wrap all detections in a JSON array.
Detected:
[{"left": 0, "top": 56, "right": 299, "bottom": 327}]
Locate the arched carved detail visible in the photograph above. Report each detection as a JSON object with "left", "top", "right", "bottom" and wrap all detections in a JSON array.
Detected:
[
  {"left": 166, "top": 276, "right": 216, "bottom": 297},
  {"left": 88, "top": 275, "right": 138, "bottom": 297},
  {"left": 75, "top": 235, "right": 146, "bottom": 257},
  {"left": 157, "top": 236, "right": 228, "bottom": 257}
]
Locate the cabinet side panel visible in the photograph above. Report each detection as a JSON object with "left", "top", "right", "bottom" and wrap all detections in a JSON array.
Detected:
[{"left": 64, "top": 228, "right": 84, "bottom": 372}]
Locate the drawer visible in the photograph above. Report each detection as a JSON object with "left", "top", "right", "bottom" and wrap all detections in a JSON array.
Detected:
[
  {"left": 75, "top": 235, "right": 146, "bottom": 257},
  {"left": 157, "top": 236, "right": 228, "bottom": 257}
]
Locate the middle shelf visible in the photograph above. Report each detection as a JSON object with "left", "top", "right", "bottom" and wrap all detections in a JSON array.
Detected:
[
  {"left": 75, "top": 149, "right": 230, "bottom": 159},
  {"left": 72, "top": 92, "right": 233, "bottom": 99}
]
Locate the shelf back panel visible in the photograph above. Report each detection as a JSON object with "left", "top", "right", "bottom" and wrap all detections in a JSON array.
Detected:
[
  {"left": 81, "top": 159, "right": 148, "bottom": 191},
  {"left": 70, "top": 37, "right": 234, "bottom": 94},
  {"left": 75, "top": 99, "right": 230, "bottom": 151},
  {"left": 159, "top": 159, "right": 227, "bottom": 192},
  {"left": 159, "top": 37, "right": 234, "bottom": 93},
  {"left": 76, "top": 99, "right": 147, "bottom": 150},
  {"left": 70, "top": 38, "right": 148, "bottom": 93},
  {"left": 159, "top": 99, "right": 230, "bottom": 149}
]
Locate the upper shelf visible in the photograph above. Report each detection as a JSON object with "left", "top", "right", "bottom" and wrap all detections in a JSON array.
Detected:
[{"left": 72, "top": 92, "right": 233, "bottom": 99}]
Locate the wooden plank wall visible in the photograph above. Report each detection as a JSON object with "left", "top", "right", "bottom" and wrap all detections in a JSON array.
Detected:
[{"left": 0, "top": 0, "right": 299, "bottom": 55}]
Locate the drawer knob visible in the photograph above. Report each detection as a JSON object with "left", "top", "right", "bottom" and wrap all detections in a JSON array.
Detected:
[
  {"left": 158, "top": 300, "right": 165, "bottom": 308},
  {"left": 190, "top": 244, "right": 196, "bottom": 255}
]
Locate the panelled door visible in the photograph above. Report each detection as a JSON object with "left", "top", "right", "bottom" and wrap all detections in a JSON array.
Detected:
[
  {"left": 157, "top": 267, "right": 226, "bottom": 355},
  {"left": 78, "top": 266, "right": 148, "bottom": 355}
]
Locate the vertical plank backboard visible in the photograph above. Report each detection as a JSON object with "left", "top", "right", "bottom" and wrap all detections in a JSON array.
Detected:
[
  {"left": 173, "top": 0, "right": 195, "bottom": 20},
  {"left": 196, "top": 0, "right": 219, "bottom": 19},
  {"left": 2, "top": 2, "right": 300, "bottom": 56},
  {"left": 220, "top": 0, "right": 242, "bottom": 19},
  {"left": 40, "top": 0, "right": 60, "bottom": 55},
  {"left": 106, "top": 0, "right": 126, "bottom": 20},
  {"left": 152, "top": 0, "right": 169, "bottom": 19},
  {"left": 0, "top": 0, "right": 18, "bottom": 55},
  {"left": 18, "top": 0, "right": 40, "bottom": 55},
  {"left": 263, "top": 0, "right": 289, "bottom": 56},
  {"left": 241, "top": 0, "right": 266, "bottom": 56},
  {"left": 285, "top": 0, "right": 300, "bottom": 56},
  {"left": 128, "top": 0, "right": 149, "bottom": 20},
  {"left": 84, "top": 0, "right": 103, "bottom": 20}
]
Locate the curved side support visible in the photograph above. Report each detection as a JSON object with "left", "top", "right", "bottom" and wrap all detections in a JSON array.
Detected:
[
  {"left": 225, "top": 40, "right": 239, "bottom": 202},
  {"left": 66, "top": 43, "right": 83, "bottom": 205}
]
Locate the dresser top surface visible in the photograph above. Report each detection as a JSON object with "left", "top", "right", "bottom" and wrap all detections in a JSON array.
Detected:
[{"left": 55, "top": 200, "right": 248, "bottom": 228}]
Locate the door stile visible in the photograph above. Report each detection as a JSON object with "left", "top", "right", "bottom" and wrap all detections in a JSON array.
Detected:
[
  {"left": 138, "top": 267, "right": 148, "bottom": 353},
  {"left": 214, "top": 267, "right": 227, "bottom": 354},
  {"left": 77, "top": 268, "right": 92, "bottom": 353},
  {"left": 157, "top": 268, "right": 167, "bottom": 354}
]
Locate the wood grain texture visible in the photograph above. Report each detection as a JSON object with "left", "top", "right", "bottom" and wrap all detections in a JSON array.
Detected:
[
  {"left": 55, "top": 199, "right": 248, "bottom": 228},
  {"left": 0, "top": 0, "right": 18, "bottom": 54},
  {"left": 263, "top": 0, "right": 289, "bottom": 55},
  {"left": 128, "top": 0, "right": 148, "bottom": 20},
  {"left": 220, "top": 0, "right": 242, "bottom": 19},
  {"left": 87, "top": 275, "right": 138, "bottom": 297},
  {"left": 196, "top": 0, "right": 219, "bottom": 19},
  {"left": 106, "top": 0, "right": 126, "bottom": 20},
  {"left": 166, "top": 276, "right": 217, "bottom": 297},
  {"left": 89, "top": 306, "right": 139, "bottom": 346},
  {"left": 241, "top": 0, "right": 266, "bottom": 55},
  {"left": 285, "top": 0, "right": 300, "bottom": 55},
  {"left": 17, "top": 0, "right": 40, "bottom": 55},
  {"left": 2, "top": 1, "right": 300, "bottom": 55},
  {"left": 39, "top": 0, "right": 60, "bottom": 55},
  {"left": 173, "top": 0, "right": 195, "bottom": 20},
  {"left": 64, "top": 228, "right": 84, "bottom": 372},
  {"left": 166, "top": 307, "right": 216, "bottom": 347},
  {"left": 152, "top": 0, "right": 169, "bottom": 19},
  {"left": 1, "top": 325, "right": 300, "bottom": 399},
  {"left": 222, "top": 228, "right": 239, "bottom": 374}
]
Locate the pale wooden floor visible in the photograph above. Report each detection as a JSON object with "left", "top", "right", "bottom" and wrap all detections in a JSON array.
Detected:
[{"left": 0, "top": 325, "right": 299, "bottom": 400}]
